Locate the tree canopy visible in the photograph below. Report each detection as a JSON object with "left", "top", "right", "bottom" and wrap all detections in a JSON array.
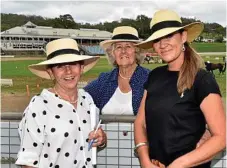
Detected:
[{"left": 1, "top": 13, "right": 226, "bottom": 39}]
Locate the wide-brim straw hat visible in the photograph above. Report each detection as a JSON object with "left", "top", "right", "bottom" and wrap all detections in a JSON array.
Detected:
[
  {"left": 28, "top": 38, "right": 99, "bottom": 79},
  {"left": 100, "top": 26, "right": 141, "bottom": 51},
  {"left": 137, "top": 9, "right": 204, "bottom": 49}
]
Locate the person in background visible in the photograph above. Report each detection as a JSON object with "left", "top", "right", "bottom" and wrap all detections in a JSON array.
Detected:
[
  {"left": 84, "top": 26, "right": 150, "bottom": 115},
  {"left": 15, "top": 38, "right": 107, "bottom": 168},
  {"left": 134, "top": 9, "right": 226, "bottom": 168}
]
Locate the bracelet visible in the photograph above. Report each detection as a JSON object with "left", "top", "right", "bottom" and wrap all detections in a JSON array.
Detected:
[
  {"left": 98, "top": 143, "right": 106, "bottom": 148},
  {"left": 134, "top": 142, "right": 148, "bottom": 157}
]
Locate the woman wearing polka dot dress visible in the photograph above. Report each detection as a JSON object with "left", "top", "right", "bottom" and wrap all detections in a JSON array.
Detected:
[{"left": 15, "top": 38, "right": 107, "bottom": 168}]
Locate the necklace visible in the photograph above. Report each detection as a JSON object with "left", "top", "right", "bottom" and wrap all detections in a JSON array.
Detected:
[
  {"left": 119, "top": 71, "right": 131, "bottom": 80},
  {"left": 53, "top": 87, "right": 78, "bottom": 104}
]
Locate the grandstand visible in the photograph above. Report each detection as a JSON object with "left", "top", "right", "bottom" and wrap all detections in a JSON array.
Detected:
[{"left": 1, "top": 21, "right": 111, "bottom": 55}]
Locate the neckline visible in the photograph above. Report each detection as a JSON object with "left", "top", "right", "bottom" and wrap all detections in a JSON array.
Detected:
[{"left": 53, "top": 87, "right": 78, "bottom": 104}]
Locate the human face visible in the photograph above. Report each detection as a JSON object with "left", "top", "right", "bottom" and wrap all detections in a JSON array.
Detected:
[
  {"left": 152, "top": 31, "right": 187, "bottom": 65},
  {"left": 47, "top": 62, "right": 84, "bottom": 90},
  {"left": 113, "top": 42, "right": 136, "bottom": 67}
]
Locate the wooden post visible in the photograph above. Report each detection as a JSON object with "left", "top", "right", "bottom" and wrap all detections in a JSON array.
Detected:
[
  {"left": 26, "top": 85, "right": 30, "bottom": 97},
  {"left": 36, "top": 84, "right": 40, "bottom": 90}
]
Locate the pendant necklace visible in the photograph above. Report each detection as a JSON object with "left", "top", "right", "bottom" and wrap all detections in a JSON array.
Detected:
[{"left": 53, "top": 87, "right": 78, "bottom": 104}]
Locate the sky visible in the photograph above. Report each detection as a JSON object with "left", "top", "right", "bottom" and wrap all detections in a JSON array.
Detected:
[{"left": 1, "top": 0, "right": 226, "bottom": 27}]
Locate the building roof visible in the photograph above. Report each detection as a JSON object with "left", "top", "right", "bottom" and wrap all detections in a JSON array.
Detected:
[{"left": 1, "top": 21, "right": 112, "bottom": 39}]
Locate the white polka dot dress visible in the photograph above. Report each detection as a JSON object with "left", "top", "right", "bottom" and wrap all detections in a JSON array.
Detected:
[{"left": 15, "top": 89, "right": 96, "bottom": 168}]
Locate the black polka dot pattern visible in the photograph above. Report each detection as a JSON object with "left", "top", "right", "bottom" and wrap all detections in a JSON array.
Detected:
[
  {"left": 64, "top": 132, "right": 69, "bottom": 137},
  {"left": 58, "top": 104, "right": 63, "bottom": 108},
  {"left": 65, "top": 152, "right": 69, "bottom": 157},
  {"left": 17, "top": 89, "right": 93, "bottom": 167},
  {"left": 43, "top": 110, "right": 47, "bottom": 115},
  {"left": 56, "top": 148, "right": 61, "bottom": 152},
  {"left": 55, "top": 115, "right": 60, "bottom": 119},
  {"left": 51, "top": 128, "right": 56, "bottom": 132},
  {"left": 33, "top": 160, "right": 38, "bottom": 165}
]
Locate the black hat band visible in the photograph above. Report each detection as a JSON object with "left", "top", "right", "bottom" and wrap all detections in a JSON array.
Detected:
[
  {"left": 47, "top": 49, "right": 80, "bottom": 60},
  {"left": 150, "top": 20, "right": 182, "bottom": 35},
  {"left": 111, "top": 34, "right": 139, "bottom": 40}
]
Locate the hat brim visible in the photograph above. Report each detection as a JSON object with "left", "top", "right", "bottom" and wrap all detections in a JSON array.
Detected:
[
  {"left": 136, "top": 22, "right": 204, "bottom": 49},
  {"left": 28, "top": 54, "right": 100, "bottom": 79},
  {"left": 100, "top": 39, "right": 141, "bottom": 51}
]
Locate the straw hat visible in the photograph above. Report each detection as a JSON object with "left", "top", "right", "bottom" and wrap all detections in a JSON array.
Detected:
[
  {"left": 28, "top": 38, "right": 99, "bottom": 79},
  {"left": 100, "top": 26, "right": 141, "bottom": 51},
  {"left": 137, "top": 9, "right": 204, "bottom": 49}
]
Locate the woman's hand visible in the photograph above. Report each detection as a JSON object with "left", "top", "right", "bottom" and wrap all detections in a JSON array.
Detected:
[
  {"left": 196, "top": 129, "right": 211, "bottom": 148},
  {"left": 151, "top": 159, "right": 166, "bottom": 168},
  {"left": 167, "top": 160, "right": 184, "bottom": 168},
  {"left": 88, "top": 128, "right": 107, "bottom": 147},
  {"left": 141, "top": 161, "right": 160, "bottom": 168}
]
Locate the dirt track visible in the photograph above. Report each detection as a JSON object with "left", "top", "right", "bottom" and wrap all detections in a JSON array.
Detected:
[{"left": 1, "top": 94, "right": 32, "bottom": 113}]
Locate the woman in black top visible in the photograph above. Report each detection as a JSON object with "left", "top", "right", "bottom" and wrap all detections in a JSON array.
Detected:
[{"left": 134, "top": 9, "right": 226, "bottom": 168}]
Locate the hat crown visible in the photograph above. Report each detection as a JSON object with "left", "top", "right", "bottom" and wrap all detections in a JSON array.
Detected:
[
  {"left": 112, "top": 26, "right": 138, "bottom": 37},
  {"left": 46, "top": 38, "right": 79, "bottom": 56},
  {"left": 150, "top": 9, "right": 182, "bottom": 29}
]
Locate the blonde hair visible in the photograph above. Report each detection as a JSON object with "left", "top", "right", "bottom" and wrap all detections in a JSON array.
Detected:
[
  {"left": 105, "top": 42, "right": 145, "bottom": 67},
  {"left": 177, "top": 42, "right": 204, "bottom": 94}
]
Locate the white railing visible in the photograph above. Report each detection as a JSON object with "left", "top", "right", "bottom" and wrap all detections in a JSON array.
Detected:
[{"left": 1, "top": 113, "right": 226, "bottom": 168}]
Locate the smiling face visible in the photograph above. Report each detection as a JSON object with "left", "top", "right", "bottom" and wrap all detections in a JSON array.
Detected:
[
  {"left": 112, "top": 42, "right": 136, "bottom": 67},
  {"left": 152, "top": 30, "right": 187, "bottom": 65},
  {"left": 47, "top": 62, "right": 84, "bottom": 91}
]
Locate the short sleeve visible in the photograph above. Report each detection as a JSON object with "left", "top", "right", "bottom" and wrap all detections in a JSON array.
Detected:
[
  {"left": 195, "top": 72, "right": 221, "bottom": 105},
  {"left": 15, "top": 97, "right": 46, "bottom": 167}
]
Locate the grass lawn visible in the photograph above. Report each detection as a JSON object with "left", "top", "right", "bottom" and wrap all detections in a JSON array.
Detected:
[
  {"left": 192, "top": 42, "right": 226, "bottom": 52},
  {"left": 1, "top": 55, "right": 226, "bottom": 98}
]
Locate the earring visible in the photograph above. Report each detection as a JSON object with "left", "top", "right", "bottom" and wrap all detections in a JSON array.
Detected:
[{"left": 182, "top": 45, "right": 185, "bottom": 52}]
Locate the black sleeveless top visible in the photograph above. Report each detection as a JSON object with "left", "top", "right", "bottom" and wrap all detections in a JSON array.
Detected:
[{"left": 144, "top": 65, "right": 221, "bottom": 167}]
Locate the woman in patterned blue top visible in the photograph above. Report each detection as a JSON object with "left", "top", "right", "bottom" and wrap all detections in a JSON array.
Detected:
[{"left": 84, "top": 26, "right": 150, "bottom": 115}]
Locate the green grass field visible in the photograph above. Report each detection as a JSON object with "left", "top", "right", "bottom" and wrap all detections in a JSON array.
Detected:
[
  {"left": 1, "top": 55, "right": 226, "bottom": 98},
  {"left": 192, "top": 42, "right": 226, "bottom": 52}
]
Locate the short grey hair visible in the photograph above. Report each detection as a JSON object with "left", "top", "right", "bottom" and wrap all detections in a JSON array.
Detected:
[{"left": 105, "top": 42, "right": 145, "bottom": 67}]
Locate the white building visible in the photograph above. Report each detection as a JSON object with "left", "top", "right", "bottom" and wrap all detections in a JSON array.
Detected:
[{"left": 1, "top": 21, "right": 112, "bottom": 55}]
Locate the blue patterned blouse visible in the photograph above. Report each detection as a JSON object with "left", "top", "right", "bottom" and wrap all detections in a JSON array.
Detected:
[{"left": 84, "top": 65, "right": 150, "bottom": 115}]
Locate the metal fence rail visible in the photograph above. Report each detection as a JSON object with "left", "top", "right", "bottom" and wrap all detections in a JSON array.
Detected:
[{"left": 1, "top": 113, "right": 226, "bottom": 168}]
